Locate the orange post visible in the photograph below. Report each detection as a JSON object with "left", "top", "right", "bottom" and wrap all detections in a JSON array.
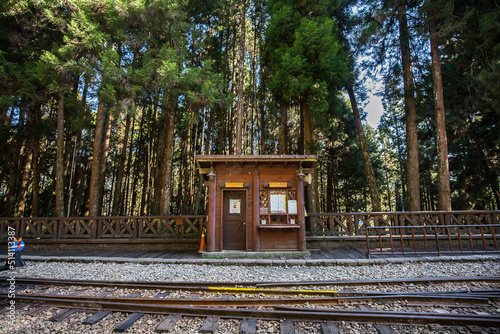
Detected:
[{"left": 198, "top": 231, "right": 206, "bottom": 253}]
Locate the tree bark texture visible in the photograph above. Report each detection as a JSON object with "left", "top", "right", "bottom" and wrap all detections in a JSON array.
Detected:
[
  {"left": 55, "top": 93, "right": 65, "bottom": 217},
  {"left": 347, "top": 85, "right": 382, "bottom": 212},
  {"left": 429, "top": 16, "right": 452, "bottom": 211},
  {"left": 235, "top": 0, "right": 246, "bottom": 155},
  {"left": 96, "top": 111, "right": 113, "bottom": 215},
  {"left": 398, "top": 0, "right": 421, "bottom": 211},
  {"left": 112, "top": 113, "right": 132, "bottom": 215},
  {"left": 14, "top": 142, "right": 32, "bottom": 217},
  {"left": 278, "top": 102, "right": 288, "bottom": 154},
  {"left": 88, "top": 100, "right": 106, "bottom": 217},
  {"left": 159, "top": 99, "right": 177, "bottom": 215},
  {"left": 30, "top": 105, "right": 42, "bottom": 217}
]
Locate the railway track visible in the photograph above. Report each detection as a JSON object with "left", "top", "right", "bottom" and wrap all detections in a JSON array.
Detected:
[{"left": 1, "top": 276, "right": 499, "bottom": 333}]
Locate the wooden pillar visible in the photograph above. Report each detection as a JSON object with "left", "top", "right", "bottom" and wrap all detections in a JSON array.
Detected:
[
  {"left": 207, "top": 172, "right": 217, "bottom": 252},
  {"left": 297, "top": 172, "right": 306, "bottom": 251},
  {"left": 252, "top": 169, "right": 260, "bottom": 251}
]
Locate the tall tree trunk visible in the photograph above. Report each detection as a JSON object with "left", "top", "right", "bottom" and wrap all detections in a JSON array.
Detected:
[
  {"left": 14, "top": 142, "right": 32, "bottom": 217},
  {"left": 183, "top": 108, "right": 195, "bottom": 211},
  {"left": 259, "top": 96, "right": 266, "bottom": 154},
  {"left": 72, "top": 152, "right": 87, "bottom": 216},
  {"left": 347, "top": 85, "right": 382, "bottom": 212},
  {"left": 200, "top": 107, "right": 206, "bottom": 154},
  {"left": 299, "top": 101, "right": 305, "bottom": 154},
  {"left": 250, "top": 26, "right": 257, "bottom": 155},
  {"left": 55, "top": 93, "right": 65, "bottom": 217},
  {"left": 301, "top": 99, "right": 314, "bottom": 155},
  {"left": 159, "top": 98, "right": 177, "bottom": 215},
  {"left": 88, "top": 100, "right": 106, "bottom": 216},
  {"left": 130, "top": 158, "right": 139, "bottom": 216},
  {"left": 235, "top": 0, "right": 246, "bottom": 155},
  {"left": 139, "top": 110, "right": 149, "bottom": 215},
  {"left": 112, "top": 114, "right": 132, "bottom": 215},
  {"left": 31, "top": 104, "right": 42, "bottom": 217},
  {"left": 326, "top": 157, "right": 333, "bottom": 213},
  {"left": 96, "top": 111, "right": 112, "bottom": 215},
  {"left": 205, "top": 108, "right": 213, "bottom": 155},
  {"left": 397, "top": 0, "right": 420, "bottom": 211},
  {"left": 153, "top": 106, "right": 166, "bottom": 211},
  {"left": 177, "top": 142, "right": 186, "bottom": 213},
  {"left": 229, "top": 37, "right": 238, "bottom": 155},
  {"left": 278, "top": 101, "right": 288, "bottom": 154},
  {"left": 429, "top": 16, "right": 452, "bottom": 211}
]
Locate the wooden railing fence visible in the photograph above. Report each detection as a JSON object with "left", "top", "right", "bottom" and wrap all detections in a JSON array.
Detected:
[
  {"left": 2, "top": 211, "right": 500, "bottom": 256},
  {"left": 0, "top": 216, "right": 205, "bottom": 240},
  {"left": 308, "top": 211, "right": 500, "bottom": 236},
  {"left": 366, "top": 224, "right": 500, "bottom": 258}
]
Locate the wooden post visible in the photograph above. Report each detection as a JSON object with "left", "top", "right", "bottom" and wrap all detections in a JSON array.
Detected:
[
  {"left": 253, "top": 169, "right": 260, "bottom": 251},
  {"left": 207, "top": 172, "right": 217, "bottom": 252},
  {"left": 297, "top": 171, "right": 306, "bottom": 251}
]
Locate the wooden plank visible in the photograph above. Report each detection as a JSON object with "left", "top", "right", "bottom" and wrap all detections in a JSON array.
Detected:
[
  {"left": 199, "top": 316, "right": 220, "bottom": 333},
  {"left": 114, "top": 312, "right": 144, "bottom": 332},
  {"left": 125, "top": 292, "right": 141, "bottom": 298},
  {"left": 27, "top": 306, "right": 49, "bottom": 316},
  {"left": 467, "top": 325, "right": 486, "bottom": 334},
  {"left": 239, "top": 318, "right": 257, "bottom": 334},
  {"left": 428, "top": 324, "right": 445, "bottom": 332},
  {"left": 48, "top": 287, "right": 83, "bottom": 325},
  {"left": 67, "top": 290, "right": 84, "bottom": 297},
  {"left": 320, "top": 321, "right": 340, "bottom": 334},
  {"left": 96, "top": 291, "right": 112, "bottom": 297},
  {"left": 83, "top": 310, "right": 112, "bottom": 325},
  {"left": 155, "top": 314, "right": 181, "bottom": 332},
  {"left": 374, "top": 324, "right": 396, "bottom": 334},
  {"left": 155, "top": 292, "right": 170, "bottom": 298},
  {"left": 280, "top": 320, "right": 294, "bottom": 334},
  {"left": 50, "top": 308, "right": 77, "bottom": 322}
]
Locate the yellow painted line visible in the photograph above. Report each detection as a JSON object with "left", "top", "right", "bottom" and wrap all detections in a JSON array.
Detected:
[{"left": 207, "top": 287, "right": 337, "bottom": 294}]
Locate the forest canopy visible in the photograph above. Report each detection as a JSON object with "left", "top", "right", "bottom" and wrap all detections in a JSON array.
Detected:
[{"left": 1, "top": 0, "right": 499, "bottom": 217}]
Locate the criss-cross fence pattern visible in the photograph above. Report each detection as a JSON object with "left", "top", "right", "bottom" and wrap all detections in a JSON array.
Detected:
[
  {"left": 365, "top": 224, "right": 500, "bottom": 258},
  {"left": 308, "top": 211, "right": 500, "bottom": 237},
  {"left": 0, "top": 216, "right": 205, "bottom": 240}
]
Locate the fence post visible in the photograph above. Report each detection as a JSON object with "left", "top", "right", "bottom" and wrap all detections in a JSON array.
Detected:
[
  {"left": 134, "top": 218, "right": 138, "bottom": 239},
  {"left": 434, "top": 228, "right": 440, "bottom": 256},
  {"left": 365, "top": 227, "right": 371, "bottom": 259},
  {"left": 52, "top": 218, "right": 57, "bottom": 239},
  {"left": 480, "top": 226, "right": 487, "bottom": 251},
  {"left": 310, "top": 216, "right": 316, "bottom": 236},
  {"left": 58, "top": 218, "right": 63, "bottom": 239},
  {"left": 176, "top": 218, "right": 184, "bottom": 238},
  {"left": 348, "top": 215, "right": 353, "bottom": 235},
  {"left": 96, "top": 218, "right": 101, "bottom": 239},
  {"left": 490, "top": 225, "right": 498, "bottom": 251}
]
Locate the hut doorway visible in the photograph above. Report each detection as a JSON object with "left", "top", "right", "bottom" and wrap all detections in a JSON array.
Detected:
[{"left": 222, "top": 190, "right": 247, "bottom": 250}]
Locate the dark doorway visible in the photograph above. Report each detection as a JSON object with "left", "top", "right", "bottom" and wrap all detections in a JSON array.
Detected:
[{"left": 223, "top": 190, "right": 246, "bottom": 250}]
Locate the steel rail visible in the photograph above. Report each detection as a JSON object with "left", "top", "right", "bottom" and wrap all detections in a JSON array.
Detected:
[
  {"left": 2, "top": 292, "right": 491, "bottom": 307},
  {"left": 274, "top": 305, "right": 500, "bottom": 318},
  {"left": 0, "top": 281, "right": 338, "bottom": 297},
  {"left": 256, "top": 276, "right": 500, "bottom": 287},
  {"left": 2, "top": 295, "right": 499, "bottom": 326},
  {"left": 3, "top": 275, "right": 500, "bottom": 289}
]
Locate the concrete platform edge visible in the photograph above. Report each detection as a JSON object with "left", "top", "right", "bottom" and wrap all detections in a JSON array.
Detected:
[{"left": 1, "top": 254, "right": 499, "bottom": 267}]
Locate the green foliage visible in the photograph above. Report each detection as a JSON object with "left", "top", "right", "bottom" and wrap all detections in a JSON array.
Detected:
[{"left": 0, "top": 0, "right": 498, "bottom": 216}]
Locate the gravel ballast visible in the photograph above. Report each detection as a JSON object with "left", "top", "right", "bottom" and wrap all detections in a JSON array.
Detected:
[
  {"left": 1, "top": 256, "right": 499, "bottom": 334},
  {"left": 1, "top": 258, "right": 499, "bottom": 282}
]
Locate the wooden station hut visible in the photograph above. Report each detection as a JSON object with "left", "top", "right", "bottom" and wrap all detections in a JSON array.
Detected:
[{"left": 196, "top": 155, "right": 317, "bottom": 252}]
